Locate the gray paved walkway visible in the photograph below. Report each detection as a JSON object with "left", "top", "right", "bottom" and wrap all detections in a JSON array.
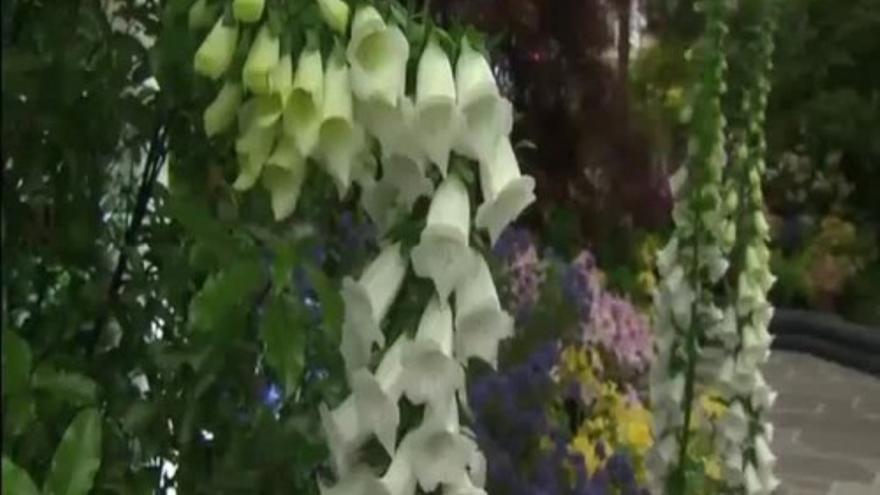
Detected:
[{"left": 765, "top": 351, "right": 880, "bottom": 495}]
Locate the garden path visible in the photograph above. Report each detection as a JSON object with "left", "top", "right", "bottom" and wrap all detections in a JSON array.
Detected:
[{"left": 766, "top": 350, "right": 880, "bottom": 495}]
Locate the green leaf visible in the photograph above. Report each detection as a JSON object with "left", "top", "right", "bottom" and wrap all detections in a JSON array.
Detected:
[
  {"left": 43, "top": 408, "right": 103, "bottom": 495},
  {"left": 188, "top": 259, "right": 265, "bottom": 335},
  {"left": 32, "top": 366, "right": 98, "bottom": 407},
  {"left": 305, "top": 265, "right": 343, "bottom": 340},
  {"left": 260, "top": 294, "right": 306, "bottom": 398},
  {"left": 2, "top": 457, "right": 40, "bottom": 495},
  {"left": 2, "top": 330, "right": 32, "bottom": 397}
]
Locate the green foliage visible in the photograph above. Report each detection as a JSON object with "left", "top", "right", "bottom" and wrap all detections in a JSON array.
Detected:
[
  {"left": 2, "top": 457, "right": 40, "bottom": 495},
  {"left": 261, "top": 294, "right": 307, "bottom": 398},
  {"left": 43, "top": 409, "right": 103, "bottom": 495}
]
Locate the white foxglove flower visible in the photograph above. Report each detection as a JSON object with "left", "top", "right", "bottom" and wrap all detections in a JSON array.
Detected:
[
  {"left": 318, "top": 54, "right": 365, "bottom": 197},
  {"left": 317, "top": 0, "right": 350, "bottom": 34},
  {"left": 701, "top": 244, "right": 730, "bottom": 282},
  {"left": 444, "top": 474, "right": 487, "bottom": 495},
  {"left": 411, "top": 176, "right": 475, "bottom": 299},
  {"left": 269, "top": 53, "right": 293, "bottom": 104},
  {"left": 188, "top": 0, "right": 217, "bottom": 30},
  {"left": 233, "top": 117, "right": 277, "bottom": 191},
  {"left": 194, "top": 18, "right": 239, "bottom": 79},
  {"left": 453, "top": 39, "right": 513, "bottom": 165},
  {"left": 351, "top": 337, "right": 405, "bottom": 455},
  {"left": 204, "top": 82, "right": 243, "bottom": 137},
  {"left": 319, "top": 397, "right": 368, "bottom": 476},
  {"left": 262, "top": 135, "right": 308, "bottom": 220},
  {"left": 381, "top": 153, "right": 433, "bottom": 210},
  {"left": 453, "top": 252, "right": 513, "bottom": 368},
  {"left": 368, "top": 448, "right": 418, "bottom": 495},
  {"left": 356, "top": 96, "right": 424, "bottom": 162},
  {"left": 669, "top": 166, "right": 688, "bottom": 198},
  {"left": 751, "top": 372, "right": 777, "bottom": 410},
  {"left": 346, "top": 6, "right": 408, "bottom": 106},
  {"left": 744, "top": 462, "right": 764, "bottom": 494},
  {"left": 741, "top": 323, "right": 772, "bottom": 366},
  {"left": 404, "top": 401, "right": 474, "bottom": 492},
  {"left": 651, "top": 373, "right": 685, "bottom": 410},
  {"left": 340, "top": 242, "right": 407, "bottom": 370},
  {"left": 474, "top": 137, "right": 536, "bottom": 245},
  {"left": 661, "top": 265, "right": 696, "bottom": 330},
  {"left": 284, "top": 44, "right": 323, "bottom": 156},
  {"left": 233, "top": 0, "right": 265, "bottom": 23},
  {"left": 721, "top": 401, "right": 749, "bottom": 443},
  {"left": 754, "top": 432, "right": 776, "bottom": 467},
  {"left": 401, "top": 297, "right": 465, "bottom": 408},
  {"left": 656, "top": 237, "right": 679, "bottom": 276},
  {"left": 243, "top": 25, "right": 280, "bottom": 95},
  {"left": 360, "top": 178, "right": 405, "bottom": 234},
  {"left": 415, "top": 38, "right": 460, "bottom": 176}
]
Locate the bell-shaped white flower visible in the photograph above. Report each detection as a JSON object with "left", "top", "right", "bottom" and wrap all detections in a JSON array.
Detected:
[
  {"left": 360, "top": 178, "right": 406, "bottom": 235},
  {"left": 661, "top": 265, "right": 696, "bottom": 330},
  {"left": 753, "top": 432, "right": 776, "bottom": 467},
  {"left": 415, "top": 38, "right": 460, "bottom": 176},
  {"left": 720, "top": 401, "right": 749, "bottom": 443},
  {"left": 367, "top": 448, "right": 418, "bottom": 495},
  {"left": 453, "top": 40, "right": 513, "bottom": 164},
  {"left": 233, "top": 118, "right": 277, "bottom": 191},
  {"left": 474, "top": 137, "right": 536, "bottom": 245},
  {"left": 243, "top": 25, "right": 280, "bottom": 95},
  {"left": 261, "top": 135, "right": 308, "bottom": 220},
  {"left": 381, "top": 153, "right": 434, "bottom": 210},
  {"left": 453, "top": 252, "right": 514, "bottom": 368},
  {"left": 751, "top": 371, "right": 777, "bottom": 410},
  {"left": 284, "top": 45, "right": 324, "bottom": 157},
  {"left": 401, "top": 297, "right": 465, "bottom": 408},
  {"left": 741, "top": 323, "right": 772, "bottom": 366},
  {"left": 319, "top": 397, "right": 369, "bottom": 476},
  {"left": 194, "top": 18, "right": 239, "bottom": 79},
  {"left": 444, "top": 474, "right": 487, "bottom": 495},
  {"left": 403, "top": 400, "right": 474, "bottom": 492},
  {"left": 247, "top": 52, "right": 292, "bottom": 129},
  {"left": 744, "top": 462, "right": 764, "bottom": 494},
  {"left": 204, "top": 82, "right": 243, "bottom": 137},
  {"left": 411, "top": 176, "right": 476, "bottom": 299},
  {"left": 668, "top": 166, "right": 688, "bottom": 198},
  {"left": 318, "top": 53, "right": 366, "bottom": 197},
  {"left": 656, "top": 237, "right": 679, "bottom": 277},
  {"left": 650, "top": 373, "right": 685, "bottom": 410},
  {"left": 346, "top": 6, "right": 408, "bottom": 106},
  {"left": 233, "top": 0, "right": 265, "bottom": 23},
  {"left": 351, "top": 337, "right": 405, "bottom": 455},
  {"left": 188, "top": 0, "right": 218, "bottom": 30},
  {"left": 317, "top": 0, "right": 350, "bottom": 34},
  {"left": 340, "top": 242, "right": 407, "bottom": 370}
]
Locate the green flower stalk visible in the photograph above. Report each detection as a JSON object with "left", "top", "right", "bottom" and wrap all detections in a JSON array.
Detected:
[
  {"left": 233, "top": 0, "right": 265, "bottom": 23},
  {"left": 243, "top": 25, "right": 280, "bottom": 95},
  {"left": 203, "top": 82, "right": 243, "bottom": 137},
  {"left": 720, "top": 2, "right": 780, "bottom": 492},
  {"left": 194, "top": 17, "right": 239, "bottom": 80},
  {"left": 648, "top": 0, "right": 733, "bottom": 492}
]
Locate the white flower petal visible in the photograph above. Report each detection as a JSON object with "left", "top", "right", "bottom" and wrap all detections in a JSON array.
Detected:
[
  {"left": 351, "top": 338, "right": 405, "bottom": 454},
  {"left": 318, "top": 54, "right": 365, "bottom": 197},
  {"left": 474, "top": 137, "right": 535, "bottom": 245},
  {"left": 415, "top": 38, "right": 460, "bottom": 176},
  {"left": 401, "top": 297, "right": 465, "bottom": 407},
  {"left": 233, "top": 121, "right": 276, "bottom": 191},
  {"left": 319, "top": 397, "right": 368, "bottom": 476},
  {"left": 284, "top": 46, "right": 324, "bottom": 157},
  {"left": 360, "top": 178, "right": 406, "bottom": 234},
  {"left": 403, "top": 400, "right": 473, "bottom": 492},
  {"left": 347, "top": 7, "right": 408, "bottom": 106},
  {"left": 381, "top": 153, "right": 433, "bottom": 210},
  {"left": 744, "top": 462, "right": 764, "bottom": 494},
  {"left": 339, "top": 243, "right": 407, "bottom": 370},
  {"left": 204, "top": 82, "right": 243, "bottom": 137},
  {"left": 411, "top": 176, "right": 475, "bottom": 299},
  {"left": 453, "top": 252, "right": 513, "bottom": 368},
  {"left": 243, "top": 25, "right": 280, "bottom": 95},
  {"left": 261, "top": 135, "right": 308, "bottom": 220}
]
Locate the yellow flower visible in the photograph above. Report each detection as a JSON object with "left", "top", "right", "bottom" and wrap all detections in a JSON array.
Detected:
[
  {"left": 616, "top": 403, "right": 653, "bottom": 454},
  {"left": 699, "top": 393, "right": 727, "bottom": 420},
  {"left": 571, "top": 434, "right": 601, "bottom": 475}
]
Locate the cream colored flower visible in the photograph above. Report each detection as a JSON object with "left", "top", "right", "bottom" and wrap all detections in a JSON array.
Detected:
[
  {"left": 453, "top": 252, "right": 513, "bottom": 368},
  {"left": 233, "top": 0, "right": 265, "bottom": 23},
  {"left": 401, "top": 297, "right": 465, "bottom": 409},
  {"left": 194, "top": 18, "right": 239, "bottom": 79},
  {"left": 284, "top": 45, "right": 324, "bottom": 157},
  {"left": 316, "top": 0, "right": 350, "bottom": 34},
  {"left": 319, "top": 397, "right": 368, "bottom": 476},
  {"left": 415, "top": 38, "right": 460, "bottom": 176},
  {"left": 340, "top": 243, "right": 407, "bottom": 371},
  {"left": 474, "top": 137, "right": 535, "bottom": 245},
  {"left": 318, "top": 52, "right": 365, "bottom": 197},
  {"left": 204, "top": 82, "right": 243, "bottom": 137},
  {"left": 243, "top": 25, "right": 280, "bottom": 95},
  {"left": 261, "top": 135, "right": 308, "bottom": 220},
  {"left": 351, "top": 338, "right": 406, "bottom": 454},
  {"left": 411, "top": 176, "right": 475, "bottom": 299},
  {"left": 347, "top": 6, "right": 408, "bottom": 106}
]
